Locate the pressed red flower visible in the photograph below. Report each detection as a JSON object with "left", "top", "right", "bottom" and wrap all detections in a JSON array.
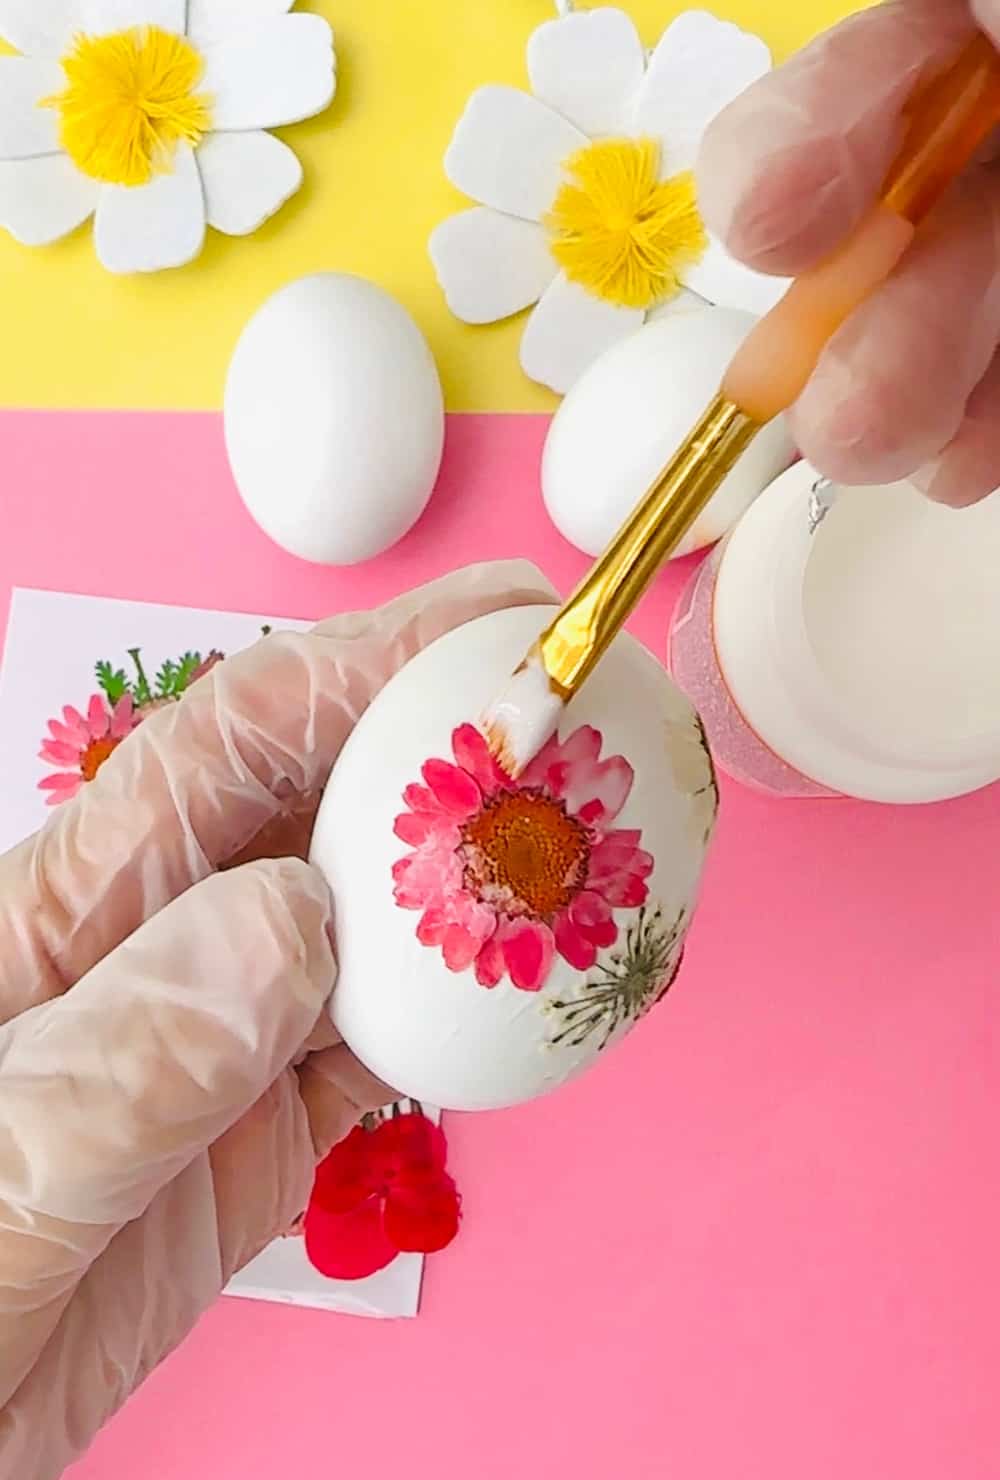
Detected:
[
  {"left": 305, "top": 1112, "right": 461, "bottom": 1281},
  {"left": 306, "top": 1190, "right": 399, "bottom": 1281},
  {"left": 383, "top": 1169, "right": 461, "bottom": 1254}
]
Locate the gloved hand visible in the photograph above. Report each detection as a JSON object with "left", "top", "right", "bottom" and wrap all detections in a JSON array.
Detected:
[
  {"left": 0, "top": 561, "right": 555, "bottom": 1480},
  {"left": 698, "top": 0, "right": 1000, "bottom": 506}
]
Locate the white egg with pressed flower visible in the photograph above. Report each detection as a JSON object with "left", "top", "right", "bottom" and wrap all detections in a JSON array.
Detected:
[{"left": 310, "top": 604, "right": 718, "bottom": 1112}]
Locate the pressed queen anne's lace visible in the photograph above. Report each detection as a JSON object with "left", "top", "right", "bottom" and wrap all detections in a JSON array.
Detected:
[
  {"left": 547, "top": 905, "right": 686, "bottom": 1050},
  {"left": 392, "top": 723, "right": 654, "bottom": 993}
]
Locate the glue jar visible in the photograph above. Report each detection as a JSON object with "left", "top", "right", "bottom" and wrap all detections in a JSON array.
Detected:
[{"left": 668, "top": 460, "right": 1000, "bottom": 804}]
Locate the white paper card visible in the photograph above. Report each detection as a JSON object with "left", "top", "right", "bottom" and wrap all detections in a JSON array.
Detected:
[{"left": 0, "top": 587, "right": 430, "bottom": 1319}]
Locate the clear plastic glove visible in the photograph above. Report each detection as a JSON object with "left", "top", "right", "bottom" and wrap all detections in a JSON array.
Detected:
[
  {"left": 698, "top": 0, "right": 1000, "bottom": 506},
  {"left": 0, "top": 561, "right": 555, "bottom": 1480}
]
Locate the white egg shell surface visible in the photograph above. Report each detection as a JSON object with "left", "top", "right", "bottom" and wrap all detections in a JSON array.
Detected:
[
  {"left": 224, "top": 274, "right": 444, "bottom": 566},
  {"left": 543, "top": 307, "right": 795, "bottom": 560},
  {"left": 311, "top": 605, "right": 718, "bottom": 1112}
]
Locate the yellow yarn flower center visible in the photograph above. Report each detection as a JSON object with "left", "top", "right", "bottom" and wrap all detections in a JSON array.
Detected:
[
  {"left": 43, "top": 27, "right": 212, "bottom": 187},
  {"left": 546, "top": 138, "right": 708, "bottom": 310}
]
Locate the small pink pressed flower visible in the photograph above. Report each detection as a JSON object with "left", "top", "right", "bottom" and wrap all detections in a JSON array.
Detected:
[
  {"left": 392, "top": 724, "right": 654, "bottom": 993},
  {"left": 37, "top": 693, "right": 138, "bottom": 806}
]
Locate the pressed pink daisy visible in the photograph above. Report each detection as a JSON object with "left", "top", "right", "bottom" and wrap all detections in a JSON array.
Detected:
[
  {"left": 392, "top": 724, "right": 654, "bottom": 993},
  {"left": 38, "top": 693, "right": 137, "bottom": 807}
]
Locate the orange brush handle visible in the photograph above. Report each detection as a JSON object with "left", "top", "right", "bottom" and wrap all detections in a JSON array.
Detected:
[{"left": 723, "top": 31, "right": 1000, "bottom": 422}]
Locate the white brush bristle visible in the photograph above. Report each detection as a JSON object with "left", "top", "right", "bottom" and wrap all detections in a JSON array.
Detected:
[{"left": 480, "top": 658, "right": 566, "bottom": 779}]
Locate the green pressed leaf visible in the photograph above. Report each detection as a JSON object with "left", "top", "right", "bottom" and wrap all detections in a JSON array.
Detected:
[
  {"left": 174, "top": 652, "right": 201, "bottom": 693},
  {"left": 154, "top": 659, "right": 177, "bottom": 698},
  {"left": 127, "top": 649, "right": 152, "bottom": 706},
  {"left": 154, "top": 651, "right": 203, "bottom": 699},
  {"left": 95, "top": 660, "right": 129, "bottom": 703}
]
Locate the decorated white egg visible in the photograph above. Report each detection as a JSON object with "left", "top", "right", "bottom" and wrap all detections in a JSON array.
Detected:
[
  {"left": 543, "top": 307, "right": 795, "bottom": 559},
  {"left": 224, "top": 274, "right": 444, "bottom": 566},
  {"left": 310, "top": 605, "right": 717, "bottom": 1111}
]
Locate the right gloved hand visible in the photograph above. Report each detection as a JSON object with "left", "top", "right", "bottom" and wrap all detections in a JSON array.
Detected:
[{"left": 699, "top": 0, "right": 1000, "bottom": 507}]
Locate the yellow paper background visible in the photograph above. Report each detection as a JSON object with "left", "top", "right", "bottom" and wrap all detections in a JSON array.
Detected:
[{"left": 0, "top": 0, "right": 866, "bottom": 411}]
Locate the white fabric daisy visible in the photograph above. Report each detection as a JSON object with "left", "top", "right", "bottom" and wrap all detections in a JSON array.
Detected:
[
  {"left": 0, "top": 0, "right": 335, "bottom": 273},
  {"left": 429, "top": 7, "right": 789, "bottom": 393}
]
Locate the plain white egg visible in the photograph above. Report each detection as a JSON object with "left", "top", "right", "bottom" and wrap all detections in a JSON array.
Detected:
[
  {"left": 310, "top": 605, "right": 717, "bottom": 1112},
  {"left": 224, "top": 274, "right": 444, "bottom": 566},
  {"left": 542, "top": 306, "right": 795, "bottom": 559}
]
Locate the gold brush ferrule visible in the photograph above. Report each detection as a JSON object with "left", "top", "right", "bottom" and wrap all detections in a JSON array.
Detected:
[{"left": 536, "top": 392, "right": 761, "bottom": 696}]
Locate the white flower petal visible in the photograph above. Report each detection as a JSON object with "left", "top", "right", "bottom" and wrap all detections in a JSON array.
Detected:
[
  {"left": 527, "top": 7, "right": 645, "bottom": 137},
  {"left": 201, "top": 14, "right": 335, "bottom": 131},
  {"left": 681, "top": 232, "right": 789, "bottom": 315},
  {"left": 520, "top": 274, "right": 643, "bottom": 393},
  {"left": 197, "top": 129, "right": 301, "bottom": 235},
  {"left": 0, "top": 0, "right": 78, "bottom": 56},
  {"left": 0, "top": 58, "right": 63, "bottom": 159},
  {"left": 0, "top": 154, "right": 98, "bottom": 244},
  {"left": 78, "top": 0, "right": 187, "bottom": 34},
  {"left": 429, "top": 207, "right": 557, "bottom": 325},
  {"left": 647, "top": 286, "right": 710, "bottom": 321},
  {"left": 632, "top": 11, "right": 771, "bottom": 172},
  {"left": 445, "top": 85, "right": 586, "bottom": 224},
  {"left": 187, "top": 0, "right": 293, "bottom": 47},
  {"left": 94, "top": 144, "right": 205, "bottom": 272}
]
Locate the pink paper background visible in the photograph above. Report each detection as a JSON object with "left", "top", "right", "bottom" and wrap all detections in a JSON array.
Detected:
[{"left": 3, "top": 410, "right": 998, "bottom": 1479}]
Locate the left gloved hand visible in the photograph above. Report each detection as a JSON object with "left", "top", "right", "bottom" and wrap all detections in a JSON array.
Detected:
[{"left": 0, "top": 560, "right": 555, "bottom": 1480}]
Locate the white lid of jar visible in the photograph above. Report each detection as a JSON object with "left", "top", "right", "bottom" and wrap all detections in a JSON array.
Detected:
[{"left": 713, "top": 461, "right": 1000, "bottom": 803}]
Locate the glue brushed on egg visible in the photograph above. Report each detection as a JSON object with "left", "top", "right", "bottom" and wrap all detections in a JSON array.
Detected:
[
  {"left": 224, "top": 274, "right": 444, "bottom": 566},
  {"left": 543, "top": 306, "right": 795, "bottom": 559},
  {"left": 310, "top": 605, "right": 717, "bottom": 1112}
]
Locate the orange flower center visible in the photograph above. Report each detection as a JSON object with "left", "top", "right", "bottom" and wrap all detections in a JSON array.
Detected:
[
  {"left": 462, "top": 791, "right": 590, "bottom": 918},
  {"left": 80, "top": 735, "right": 121, "bottom": 782}
]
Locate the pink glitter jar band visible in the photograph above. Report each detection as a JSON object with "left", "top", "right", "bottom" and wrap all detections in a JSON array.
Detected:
[{"left": 669, "top": 547, "right": 838, "bottom": 801}]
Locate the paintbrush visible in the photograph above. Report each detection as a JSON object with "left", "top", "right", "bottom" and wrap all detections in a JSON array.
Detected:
[{"left": 483, "top": 30, "right": 1000, "bottom": 778}]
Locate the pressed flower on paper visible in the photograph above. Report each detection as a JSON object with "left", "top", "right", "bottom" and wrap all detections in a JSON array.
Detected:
[
  {"left": 430, "top": 8, "right": 788, "bottom": 392},
  {"left": 392, "top": 722, "right": 654, "bottom": 995},
  {"left": 38, "top": 693, "right": 140, "bottom": 806},
  {"left": 0, "top": 0, "right": 336, "bottom": 272},
  {"left": 95, "top": 645, "right": 224, "bottom": 708},
  {"left": 304, "top": 1106, "right": 461, "bottom": 1282},
  {"left": 37, "top": 641, "right": 227, "bottom": 805}
]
